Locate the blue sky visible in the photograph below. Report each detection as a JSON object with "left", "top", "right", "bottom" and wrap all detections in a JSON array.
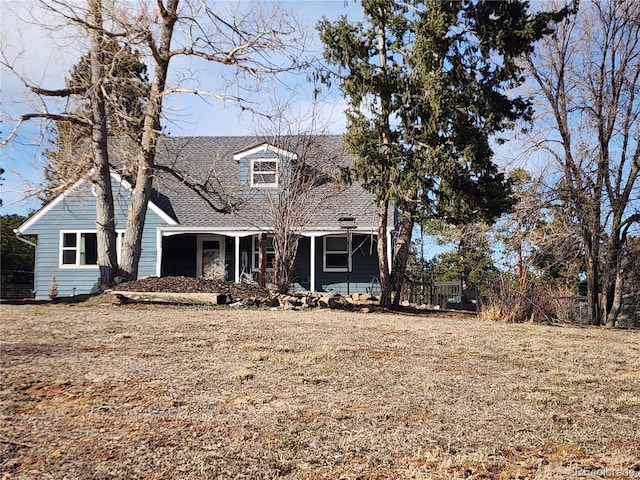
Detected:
[{"left": 0, "top": 1, "right": 364, "bottom": 216}]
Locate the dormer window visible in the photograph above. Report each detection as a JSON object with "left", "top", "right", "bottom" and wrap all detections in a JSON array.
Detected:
[{"left": 251, "top": 159, "right": 277, "bottom": 188}]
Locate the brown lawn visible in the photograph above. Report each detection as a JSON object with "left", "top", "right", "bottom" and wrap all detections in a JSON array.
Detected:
[{"left": 1, "top": 301, "right": 639, "bottom": 479}]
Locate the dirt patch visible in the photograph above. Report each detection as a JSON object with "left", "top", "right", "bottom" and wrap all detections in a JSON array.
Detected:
[{"left": 2, "top": 304, "right": 639, "bottom": 479}]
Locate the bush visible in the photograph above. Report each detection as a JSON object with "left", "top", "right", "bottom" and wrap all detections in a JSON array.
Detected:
[{"left": 478, "top": 274, "right": 578, "bottom": 323}]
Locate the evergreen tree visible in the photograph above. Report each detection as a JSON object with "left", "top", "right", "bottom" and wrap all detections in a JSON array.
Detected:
[
  {"left": 43, "top": 40, "right": 149, "bottom": 198},
  {"left": 1, "top": 214, "right": 34, "bottom": 273},
  {"left": 318, "top": 0, "right": 571, "bottom": 308},
  {"left": 432, "top": 230, "right": 497, "bottom": 287}
]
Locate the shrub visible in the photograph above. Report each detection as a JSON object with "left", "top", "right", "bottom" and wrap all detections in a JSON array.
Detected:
[{"left": 478, "top": 273, "right": 565, "bottom": 323}]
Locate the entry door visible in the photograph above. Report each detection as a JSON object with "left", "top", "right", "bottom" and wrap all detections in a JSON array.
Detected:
[{"left": 197, "top": 236, "right": 225, "bottom": 279}]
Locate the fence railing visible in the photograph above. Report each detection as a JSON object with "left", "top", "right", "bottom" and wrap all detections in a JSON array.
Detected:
[
  {"left": 1, "top": 270, "right": 34, "bottom": 300},
  {"left": 405, "top": 280, "right": 477, "bottom": 311}
]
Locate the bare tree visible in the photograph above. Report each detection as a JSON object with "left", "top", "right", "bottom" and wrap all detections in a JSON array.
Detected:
[
  {"left": 525, "top": 0, "right": 640, "bottom": 326},
  {"left": 2, "top": 0, "right": 119, "bottom": 287},
  {"left": 2, "top": 0, "right": 309, "bottom": 286},
  {"left": 108, "top": 0, "right": 308, "bottom": 281},
  {"left": 247, "top": 100, "right": 349, "bottom": 293},
  {"left": 87, "top": 0, "right": 118, "bottom": 288}
]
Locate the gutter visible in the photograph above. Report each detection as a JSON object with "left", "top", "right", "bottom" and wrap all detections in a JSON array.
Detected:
[{"left": 13, "top": 229, "right": 37, "bottom": 248}]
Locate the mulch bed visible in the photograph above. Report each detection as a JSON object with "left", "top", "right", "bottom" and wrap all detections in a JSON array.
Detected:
[{"left": 115, "top": 276, "right": 271, "bottom": 300}]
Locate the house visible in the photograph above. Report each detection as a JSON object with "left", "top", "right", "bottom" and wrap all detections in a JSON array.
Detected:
[{"left": 15, "top": 136, "right": 394, "bottom": 299}]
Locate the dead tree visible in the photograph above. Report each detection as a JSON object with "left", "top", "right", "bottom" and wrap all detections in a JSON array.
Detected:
[
  {"left": 2, "top": 0, "right": 119, "bottom": 287},
  {"left": 525, "top": 0, "right": 640, "bottom": 326},
  {"left": 263, "top": 134, "right": 348, "bottom": 293},
  {"left": 110, "top": 0, "right": 309, "bottom": 281},
  {"left": 3, "top": 0, "right": 309, "bottom": 286}
]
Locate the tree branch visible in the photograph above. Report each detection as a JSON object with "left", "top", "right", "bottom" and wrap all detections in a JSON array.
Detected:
[
  {"left": 154, "top": 163, "right": 240, "bottom": 214},
  {"left": 159, "top": 88, "right": 274, "bottom": 118},
  {"left": 1, "top": 113, "right": 90, "bottom": 147},
  {"left": 29, "top": 85, "right": 88, "bottom": 97}
]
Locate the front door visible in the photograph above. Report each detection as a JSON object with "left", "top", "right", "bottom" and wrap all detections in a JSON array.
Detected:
[{"left": 197, "top": 235, "right": 225, "bottom": 279}]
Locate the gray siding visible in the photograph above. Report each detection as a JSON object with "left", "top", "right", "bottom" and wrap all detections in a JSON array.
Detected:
[{"left": 21, "top": 178, "right": 168, "bottom": 299}]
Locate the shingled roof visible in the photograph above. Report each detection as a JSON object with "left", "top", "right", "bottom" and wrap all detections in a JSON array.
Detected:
[{"left": 147, "top": 136, "right": 383, "bottom": 234}]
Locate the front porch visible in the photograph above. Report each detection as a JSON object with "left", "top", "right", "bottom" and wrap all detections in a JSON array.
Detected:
[{"left": 157, "top": 230, "right": 386, "bottom": 294}]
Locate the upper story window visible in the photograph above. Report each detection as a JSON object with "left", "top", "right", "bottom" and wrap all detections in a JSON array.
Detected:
[
  {"left": 250, "top": 159, "right": 278, "bottom": 188},
  {"left": 60, "top": 230, "right": 124, "bottom": 268}
]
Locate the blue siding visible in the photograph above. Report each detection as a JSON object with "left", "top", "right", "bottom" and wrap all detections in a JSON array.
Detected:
[
  {"left": 20, "top": 178, "right": 168, "bottom": 299},
  {"left": 314, "top": 234, "right": 380, "bottom": 294},
  {"left": 159, "top": 232, "right": 380, "bottom": 294},
  {"left": 237, "top": 148, "right": 287, "bottom": 198}
]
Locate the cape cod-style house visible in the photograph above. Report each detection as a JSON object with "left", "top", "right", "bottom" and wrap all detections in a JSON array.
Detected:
[{"left": 15, "top": 136, "right": 394, "bottom": 299}]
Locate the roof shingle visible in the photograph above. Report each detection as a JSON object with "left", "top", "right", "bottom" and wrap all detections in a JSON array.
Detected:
[{"left": 149, "top": 136, "right": 382, "bottom": 234}]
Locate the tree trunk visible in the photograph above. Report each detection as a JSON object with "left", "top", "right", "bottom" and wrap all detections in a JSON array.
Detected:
[
  {"left": 377, "top": 199, "right": 392, "bottom": 308},
  {"left": 390, "top": 198, "right": 416, "bottom": 308},
  {"left": 603, "top": 236, "right": 625, "bottom": 327},
  {"left": 605, "top": 267, "right": 624, "bottom": 327},
  {"left": 89, "top": 0, "right": 117, "bottom": 289},
  {"left": 117, "top": 0, "right": 178, "bottom": 281},
  {"left": 117, "top": 162, "right": 153, "bottom": 281},
  {"left": 258, "top": 232, "right": 267, "bottom": 288},
  {"left": 584, "top": 239, "right": 601, "bottom": 326}
]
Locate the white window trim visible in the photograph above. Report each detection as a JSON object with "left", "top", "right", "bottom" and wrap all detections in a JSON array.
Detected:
[
  {"left": 252, "top": 234, "right": 275, "bottom": 272},
  {"left": 323, "top": 234, "right": 352, "bottom": 273},
  {"left": 59, "top": 230, "right": 125, "bottom": 268},
  {"left": 250, "top": 158, "right": 278, "bottom": 188}
]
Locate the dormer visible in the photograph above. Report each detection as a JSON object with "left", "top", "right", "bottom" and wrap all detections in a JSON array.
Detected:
[{"left": 234, "top": 143, "right": 297, "bottom": 192}]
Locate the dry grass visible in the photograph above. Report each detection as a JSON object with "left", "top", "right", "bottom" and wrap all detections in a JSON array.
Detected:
[{"left": 1, "top": 302, "right": 639, "bottom": 479}]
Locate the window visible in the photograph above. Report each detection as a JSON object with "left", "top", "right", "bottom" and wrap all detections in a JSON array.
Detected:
[
  {"left": 324, "top": 235, "right": 350, "bottom": 272},
  {"left": 251, "top": 159, "right": 277, "bottom": 187},
  {"left": 252, "top": 234, "right": 275, "bottom": 271},
  {"left": 60, "top": 231, "right": 124, "bottom": 267}
]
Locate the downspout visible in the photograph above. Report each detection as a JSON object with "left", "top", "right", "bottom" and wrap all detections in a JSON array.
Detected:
[{"left": 13, "top": 229, "right": 37, "bottom": 248}]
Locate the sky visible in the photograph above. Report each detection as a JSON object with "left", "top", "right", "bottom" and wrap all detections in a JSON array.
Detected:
[{"left": 0, "top": 0, "right": 364, "bottom": 216}]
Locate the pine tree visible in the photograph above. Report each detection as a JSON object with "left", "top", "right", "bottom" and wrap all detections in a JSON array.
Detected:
[
  {"left": 43, "top": 40, "right": 149, "bottom": 198},
  {"left": 318, "top": 0, "right": 571, "bottom": 308}
]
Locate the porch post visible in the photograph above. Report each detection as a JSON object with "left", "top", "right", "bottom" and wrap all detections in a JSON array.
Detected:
[
  {"left": 155, "top": 230, "right": 162, "bottom": 277},
  {"left": 234, "top": 235, "right": 240, "bottom": 283},
  {"left": 310, "top": 235, "right": 316, "bottom": 293},
  {"left": 387, "top": 230, "right": 393, "bottom": 274},
  {"left": 258, "top": 233, "right": 267, "bottom": 287}
]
